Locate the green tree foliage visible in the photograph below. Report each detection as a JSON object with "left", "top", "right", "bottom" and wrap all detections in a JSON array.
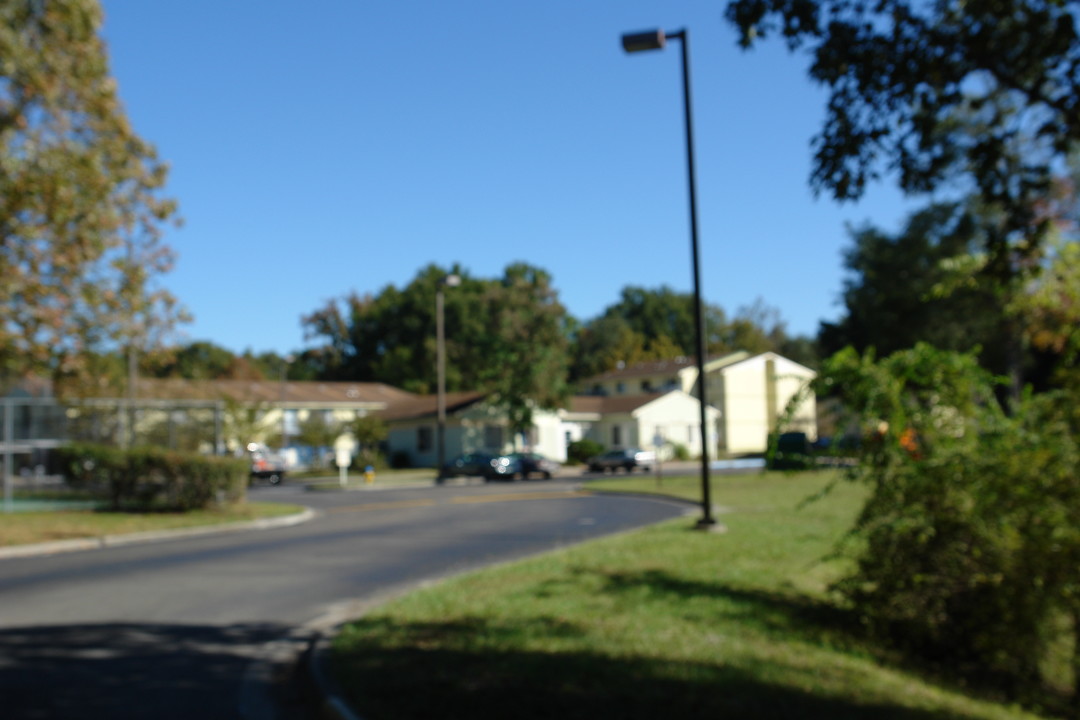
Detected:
[
  {"left": 350, "top": 414, "right": 387, "bottom": 468},
  {"left": 478, "top": 263, "right": 570, "bottom": 433},
  {"left": 0, "top": 0, "right": 184, "bottom": 394},
  {"left": 818, "top": 202, "right": 1008, "bottom": 364},
  {"left": 819, "top": 344, "right": 1080, "bottom": 704},
  {"left": 302, "top": 262, "right": 571, "bottom": 433},
  {"left": 570, "top": 287, "right": 816, "bottom": 380},
  {"left": 296, "top": 412, "right": 341, "bottom": 450},
  {"left": 144, "top": 341, "right": 267, "bottom": 380},
  {"left": 724, "top": 0, "right": 1079, "bottom": 266}
]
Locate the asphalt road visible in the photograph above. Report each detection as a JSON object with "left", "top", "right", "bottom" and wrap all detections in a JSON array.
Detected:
[{"left": 0, "top": 479, "right": 690, "bottom": 720}]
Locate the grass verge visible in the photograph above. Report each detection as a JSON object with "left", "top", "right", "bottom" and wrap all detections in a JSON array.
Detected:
[
  {"left": 0, "top": 501, "right": 305, "bottom": 547},
  {"left": 332, "top": 470, "right": 1047, "bottom": 719}
]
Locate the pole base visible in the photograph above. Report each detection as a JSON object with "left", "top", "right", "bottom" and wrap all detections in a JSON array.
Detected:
[{"left": 694, "top": 517, "right": 727, "bottom": 533}]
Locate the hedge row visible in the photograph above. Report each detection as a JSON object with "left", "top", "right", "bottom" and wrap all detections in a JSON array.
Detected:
[{"left": 55, "top": 443, "right": 249, "bottom": 511}]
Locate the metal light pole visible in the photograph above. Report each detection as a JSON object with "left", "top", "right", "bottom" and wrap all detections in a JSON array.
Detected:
[
  {"left": 436, "top": 274, "right": 461, "bottom": 483},
  {"left": 280, "top": 354, "right": 294, "bottom": 450},
  {"left": 622, "top": 27, "right": 717, "bottom": 530}
]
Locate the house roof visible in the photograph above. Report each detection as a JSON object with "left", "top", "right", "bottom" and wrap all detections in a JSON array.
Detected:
[
  {"left": 134, "top": 378, "right": 417, "bottom": 406},
  {"left": 375, "top": 391, "right": 488, "bottom": 422},
  {"left": 568, "top": 393, "right": 665, "bottom": 415},
  {"left": 581, "top": 351, "right": 750, "bottom": 384}
]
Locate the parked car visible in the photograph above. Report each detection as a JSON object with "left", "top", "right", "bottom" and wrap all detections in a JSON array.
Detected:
[
  {"left": 441, "top": 452, "right": 497, "bottom": 478},
  {"left": 767, "top": 432, "right": 813, "bottom": 470},
  {"left": 248, "top": 445, "right": 286, "bottom": 484},
  {"left": 587, "top": 447, "right": 655, "bottom": 473},
  {"left": 486, "top": 452, "right": 561, "bottom": 480}
]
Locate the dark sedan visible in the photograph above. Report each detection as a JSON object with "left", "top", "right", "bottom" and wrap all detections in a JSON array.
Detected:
[
  {"left": 487, "top": 452, "right": 561, "bottom": 480},
  {"left": 441, "top": 452, "right": 498, "bottom": 478}
]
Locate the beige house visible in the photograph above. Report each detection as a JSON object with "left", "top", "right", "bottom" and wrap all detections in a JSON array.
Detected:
[
  {"left": 130, "top": 378, "right": 415, "bottom": 458},
  {"left": 579, "top": 351, "right": 816, "bottom": 455}
]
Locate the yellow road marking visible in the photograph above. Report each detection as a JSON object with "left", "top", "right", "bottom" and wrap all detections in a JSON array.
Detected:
[{"left": 324, "top": 499, "right": 437, "bottom": 514}]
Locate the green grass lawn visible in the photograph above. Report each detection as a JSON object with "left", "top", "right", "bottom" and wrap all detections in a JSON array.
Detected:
[
  {"left": 331, "top": 470, "right": 1049, "bottom": 719},
  {"left": 0, "top": 501, "right": 305, "bottom": 547}
]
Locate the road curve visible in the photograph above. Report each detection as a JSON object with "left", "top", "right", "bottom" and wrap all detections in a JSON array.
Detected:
[{"left": 0, "top": 480, "right": 688, "bottom": 720}]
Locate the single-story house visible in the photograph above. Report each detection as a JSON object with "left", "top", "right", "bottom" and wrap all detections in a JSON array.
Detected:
[
  {"left": 377, "top": 388, "right": 720, "bottom": 466},
  {"left": 561, "top": 391, "right": 722, "bottom": 460}
]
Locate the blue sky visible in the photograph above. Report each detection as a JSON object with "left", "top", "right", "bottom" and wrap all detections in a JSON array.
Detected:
[{"left": 99, "top": 0, "right": 925, "bottom": 356}]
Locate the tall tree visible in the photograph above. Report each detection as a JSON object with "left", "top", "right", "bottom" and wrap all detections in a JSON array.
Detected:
[
  {"left": 724, "top": 0, "right": 1079, "bottom": 392},
  {"left": 818, "top": 202, "right": 1006, "bottom": 360},
  {"left": 569, "top": 287, "right": 812, "bottom": 379},
  {"left": 0, "top": 0, "right": 184, "bottom": 394},
  {"left": 302, "top": 262, "right": 572, "bottom": 433},
  {"left": 724, "top": 0, "right": 1078, "bottom": 238},
  {"left": 477, "top": 263, "right": 570, "bottom": 434}
]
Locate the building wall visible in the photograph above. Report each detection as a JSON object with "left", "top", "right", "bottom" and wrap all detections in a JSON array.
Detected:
[
  {"left": 588, "top": 372, "right": 683, "bottom": 396},
  {"left": 636, "top": 391, "right": 720, "bottom": 459},
  {"left": 719, "top": 354, "right": 816, "bottom": 454}
]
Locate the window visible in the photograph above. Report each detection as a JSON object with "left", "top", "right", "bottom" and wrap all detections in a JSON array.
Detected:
[
  {"left": 641, "top": 380, "right": 652, "bottom": 392},
  {"left": 484, "top": 424, "right": 503, "bottom": 449},
  {"left": 418, "top": 426, "right": 433, "bottom": 452},
  {"left": 613, "top": 425, "right": 622, "bottom": 446},
  {"left": 615, "top": 382, "right": 626, "bottom": 394}
]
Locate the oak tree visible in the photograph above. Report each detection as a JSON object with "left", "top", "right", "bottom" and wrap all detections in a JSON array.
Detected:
[{"left": 0, "top": 0, "right": 183, "bottom": 394}]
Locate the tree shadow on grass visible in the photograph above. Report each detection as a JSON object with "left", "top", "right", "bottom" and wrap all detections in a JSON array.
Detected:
[
  {"left": 581, "top": 567, "right": 1071, "bottom": 718},
  {"left": 0, "top": 622, "right": 290, "bottom": 720},
  {"left": 592, "top": 567, "right": 856, "bottom": 645},
  {"left": 332, "top": 614, "right": 992, "bottom": 720}
]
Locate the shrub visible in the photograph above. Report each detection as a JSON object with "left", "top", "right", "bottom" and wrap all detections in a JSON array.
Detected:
[
  {"left": 566, "top": 439, "right": 604, "bottom": 465},
  {"left": 55, "top": 443, "right": 248, "bottom": 512},
  {"left": 766, "top": 432, "right": 813, "bottom": 470},
  {"left": 819, "top": 344, "right": 1080, "bottom": 702},
  {"left": 669, "top": 442, "right": 690, "bottom": 461}
]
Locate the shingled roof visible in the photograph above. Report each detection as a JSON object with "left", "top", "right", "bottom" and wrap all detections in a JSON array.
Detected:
[
  {"left": 134, "top": 378, "right": 417, "bottom": 406},
  {"left": 580, "top": 351, "right": 751, "bottom": 384},
  {"left": 374, "top": 391, "right": 488, "bottom": 421},
  {"left": 568, "top": 393, "right": 666, "bottom": 415}
]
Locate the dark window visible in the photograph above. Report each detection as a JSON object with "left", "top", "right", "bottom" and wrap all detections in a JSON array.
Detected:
[
  {"left": 613, "top": 425, "right": 622, "bottom": 446},
  {"left": 484, "top": 424, "right": 503, "bottom": 449},
  {"left": 418, "top": 426, "right": 433, "bottom": 452}
]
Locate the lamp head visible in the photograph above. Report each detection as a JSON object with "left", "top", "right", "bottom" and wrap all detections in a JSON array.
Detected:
[{"left": 621, "top": 29, "right": 666, "bottom": 53}]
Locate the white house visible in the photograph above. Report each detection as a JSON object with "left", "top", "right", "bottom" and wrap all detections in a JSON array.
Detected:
[
  {"left": 579, "top": 351, "right": 816, "bottom": 455},
  {"left": 562, "top": 391, "right": 721, "bottom": 460},
  {"left": 378, "top": 392, "right": 523, "bottom": 467},
  {"left": 377, "top": 389, "right": 720, "bottom": 466}
]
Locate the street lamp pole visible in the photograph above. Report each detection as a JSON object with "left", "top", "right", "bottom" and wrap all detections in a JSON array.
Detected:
[
  {"left": 436, "top": 274, "right": 460, "bottom": 483},
  {"left": 622, "top": 27, "right": 717, "bottom": 529},
  {"left": 280, "top": 354, "right": 294, "bottom": 450}
]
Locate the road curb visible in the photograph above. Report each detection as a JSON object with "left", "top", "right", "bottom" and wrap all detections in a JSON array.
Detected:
[
  {"left": 0, "top": 507, "right": 317, "bottom": 561},
  {"left": 308, "top": 632, "right": 366, "bottom": 720}
]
